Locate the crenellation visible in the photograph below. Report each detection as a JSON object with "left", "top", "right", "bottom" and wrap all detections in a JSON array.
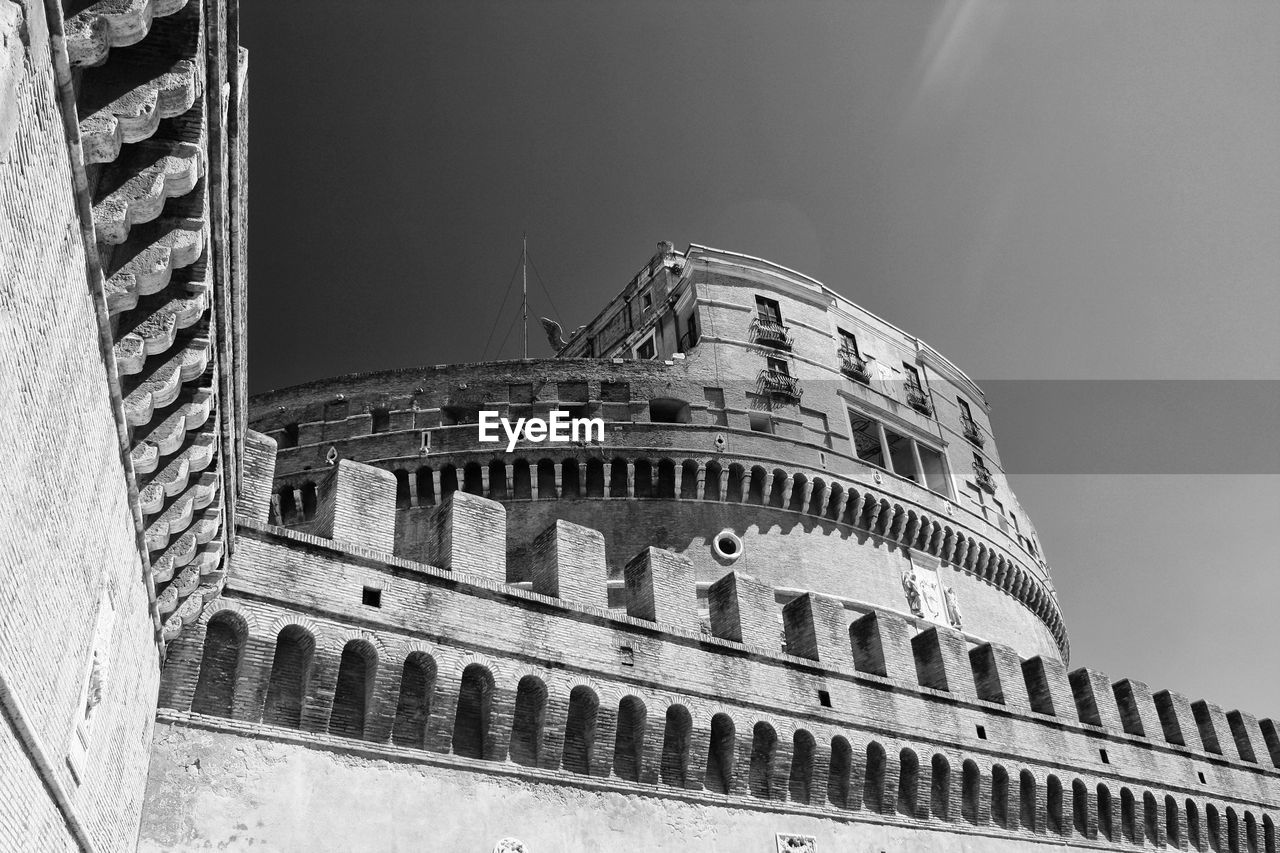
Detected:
[
  {"left": 1022, "top": 655, "right": 1073, "bottom": 718},
  {"left": 1193, "top": 700, "right": 1240, "bottom": 761},
  {"left": 312, "top": 459, "right": 397, "bottom": 552},
  {"left": 848, "top": 610, "right": 915, "bottom": 681},
  {"left": 531, "top": 520, "right": 609, "bottom": 609},
  {"left": 706, "top": 571, "right": 777, "bottom": 649},
  {"left": 623, "top": 546, "right": 698, "bottom": 631},
  {"left": 1154, "top": 689, "right": 1200, "bottom": 749},
  {"left": 968, "top": 642, "right": 1032, "bottom": 712},
  {"left": 1069, "top": 667, "right": 1124, "bottom": 731},
  {"left": 781, "top": 593, "right": 847, "bottom": 665},
  {"left": 1112, "top": 678, "right": 1162, "bottom": 740},
  {"left": 424, "top": 490, "right": 506, "bottom": 580},
  {"left": 911, "top": 626, "right": 977, "bottom": 700}
]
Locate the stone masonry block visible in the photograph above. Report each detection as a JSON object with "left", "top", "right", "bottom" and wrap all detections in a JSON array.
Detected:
[
  {"left": 1152, "top": 689, "right": 1199, "bottom": 748},
  {"left": 530, "top": 519, "right": 608, "bottom": 609},
  {"left": 623, "top": 546, "right": 697, "bottom": 632},
  {"left": 1112, "top": 678, "right": 1162, "bottom": 739},
  {"left": 1069, "top": 667, "right": 1123, "bottom": 730},
  {"left": 1259, "top": 719, "right": 1280, "bottom": 769},
  {"left": 1191, "top": 700, "right": 1239, "bottom": 760},
  {"left": 425, "top": 491, "right": 506, "bottom": 583},
  {"left": 912, "top": 626, "right": 976, "bottom": 699},
  {"left": 238, "top": 429, "right": 278, "bottom": 524},
  {"left": 707, "top": 571, "right": 776, "bottom": 649},
  {"left": 969, "top": 642, "right": 1030, "bottom": 711},
  {"left": 782, "top": 593, "right": 846, "bottom": 665},
  {"left": 1021, "top": 655, "right": 1074, "bottom": 718},
  {"left": 313, "top": 459, "right": 396, "bottom": 552},
  {"left": 848, "top": 610, "right": 914, "bottom": 681},
  {"left": 1225, "top": 709, "right": 1266, "bottom": 765}
]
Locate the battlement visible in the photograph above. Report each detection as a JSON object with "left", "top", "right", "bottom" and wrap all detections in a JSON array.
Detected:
[{"left": 157, "top": 458, "right": 1280, "bottom": 850}]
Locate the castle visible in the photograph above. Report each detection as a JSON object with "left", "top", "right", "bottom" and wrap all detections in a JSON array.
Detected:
[{"left": 1, "top": 2, "right": 1277, "bottom": 851}]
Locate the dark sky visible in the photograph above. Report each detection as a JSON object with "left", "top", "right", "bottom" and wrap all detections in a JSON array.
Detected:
[{"left": 241, "top": 2, "right": 1280, "bottom": 713}]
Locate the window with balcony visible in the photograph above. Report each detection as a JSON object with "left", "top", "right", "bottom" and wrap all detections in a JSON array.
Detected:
[
  {"left": 759, "top": 357, "right": 800, "bottom": 400},
  {"left": 752, "top": 296, "right": 792, "bottom": 350},
  {"left": 972, "top": 453, "right": 996, "bottom": 493},
  {"left": 902, "top": 364, "right": 932, "bottom": 415},
  {"left": 838, "top": 329, "right": 871, "bottom": 383},
  {"left": 958, "top": 397, "right": 983, "bottom": 446}
]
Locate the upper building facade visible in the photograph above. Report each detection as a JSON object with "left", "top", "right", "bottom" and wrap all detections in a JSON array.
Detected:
[{"left": 249, "top": 241, "right": 1063, "bottom": 665}]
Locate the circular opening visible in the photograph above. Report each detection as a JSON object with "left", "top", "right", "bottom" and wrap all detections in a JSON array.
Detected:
[{"left": 712, "top": 529, "right": 743, "bottom": 562}]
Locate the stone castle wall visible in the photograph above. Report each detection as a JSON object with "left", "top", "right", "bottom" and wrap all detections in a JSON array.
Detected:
[
  {"left": 137, "top": 461, "right": 1280, "bottom": 851},
  {"left": 1, "top": 2, "right": 159, "bottom": 848},
  {"left": 0, "top": 0, "right": 245, "bottom": 848}
]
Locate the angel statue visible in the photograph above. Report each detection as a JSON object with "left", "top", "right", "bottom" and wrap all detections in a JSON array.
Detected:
[
  {"left": 944, "top": 585, "right": 964, "bottom": 630},
  {"left": 900, "top": 570, "right": 924, "bottom": 618}
]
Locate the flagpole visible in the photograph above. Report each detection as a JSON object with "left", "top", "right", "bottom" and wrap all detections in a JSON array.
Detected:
[{"left": 521, "top": 233, "right": 528, "bottom": 359}]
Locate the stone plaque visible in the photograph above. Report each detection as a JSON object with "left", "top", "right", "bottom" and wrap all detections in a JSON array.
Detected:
[
  {"left": 775, "top": 834, "right": 816, "bottom": 853},
  {"left": 904, "top": 551, "right": 962, "bottom": 629}
]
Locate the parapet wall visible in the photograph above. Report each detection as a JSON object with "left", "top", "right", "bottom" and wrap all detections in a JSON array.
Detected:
[{"left": 141, "top": 458, "right": 1280, "bottom": 851}]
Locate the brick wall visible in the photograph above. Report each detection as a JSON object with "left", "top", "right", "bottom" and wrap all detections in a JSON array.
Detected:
[
  {"left": 0, "top": 2, "right": 160, "bottom": 849},
  {"left": 139, "top": 489, "right": 1279, "bottom": 850}
]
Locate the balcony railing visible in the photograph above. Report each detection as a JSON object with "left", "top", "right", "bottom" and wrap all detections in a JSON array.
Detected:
[
  {"left": 961, "top": 416, "right": 984, "bottom": 447},
  {"left": 839, "top": 349, "right": 871, "bottom": 383},
  {"left": 906, "top": 386, "right": 933, "bottom": 416},
  {"left": 758, "top": 369, "right": 801, "bottom": 401},
  {"left": 751, "top": 317, "right": 793, "bottom": 350},
  {"left": 974, "top": 465, "right": 996, "bottom": 493}
]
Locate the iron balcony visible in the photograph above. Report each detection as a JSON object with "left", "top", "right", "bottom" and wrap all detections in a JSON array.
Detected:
[
  {"left": 839, "top": 349, "right": 871, "bottom": 383},
  {"left": 962, "top": 416, "right": 985, "bottom": 447},
  {"left": 758, "top": 369, "right": 801, "bottom": 401},
  {"left": 751, "top": 317, "right": 793, "bottom": 350},
  {"left": 906, "top": 386, "right": 933, "bottom": 416}
]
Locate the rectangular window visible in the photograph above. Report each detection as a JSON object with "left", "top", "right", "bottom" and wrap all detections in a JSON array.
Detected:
[
  {"left": 748, "top": 412, "right": 774, "bottom": 434},
  {"left": 883, "top": 428, "right": 919, "bottom": 482},
  {"left": 838, "top": 329, "right": 860, "bottom": 357},
  {"left": 681, "top": 312, "right": 699, "bottom": 351},
  {"left": 635, "top": 336, "right": 656, "bottom": 360},
  {"left": 991, "top": 496, "right": 1008, "bottom": 531},
  {"left": 967, "top": 483, "right": 987, "bottom": 517},
  {"left": 849, "top": 414, "right": 885, "bottom": 468},
  {"left": 370, "top": 408, "right": 391, "bottom": 433},
  {"left": 641, "top": 290, "right": 653, "bottom": 311},
  {"left": 902, "top": 363, "right": 922, "bottom": 392},
  {"left": 957, "top": 397, "right": 973, "bottom": 421},
  {"left": 755, "top": 296, "right": 782, "bottom": 325},
  {"left": 917, "top": 444, "right": 950, "bottom": 496},
  {"left": 766, "top": 356, "right": 790, "bottom": 376}
]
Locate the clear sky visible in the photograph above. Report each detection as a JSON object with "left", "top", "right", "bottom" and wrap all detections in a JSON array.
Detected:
[{"left": 242, "top": 2, "right": 1280, "bottom": 713}]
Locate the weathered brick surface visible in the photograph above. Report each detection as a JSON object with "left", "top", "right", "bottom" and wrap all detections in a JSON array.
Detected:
[
  {"left": 143, "top": 518, "right": 1279, "bottom": 850},
  {"left": 530, "top": 519, "right": 608, "bottom": 609},
  {"left": 238, "top": 429, "right": 278, "bottom": 524},
  {"left": 423, "top": 491, "right": 506, "bottom": 580},
  {"left": 707, "top": 570, "right": 776, "bottom": 648},
  {"left": 1, "top": 2, "right": 165, "bottom": 850},
  {"left": 313, "top": 459, "right": 396, "bottom": 552},
  {"left": 1069, "top": 667, "right": 1124, "bottom": 731},
  {"left": 782, "top": 593, "right": 846, "bottom": 665},
  {"left": 623, "top": 546, "right": 697, "bottom": 631}
]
